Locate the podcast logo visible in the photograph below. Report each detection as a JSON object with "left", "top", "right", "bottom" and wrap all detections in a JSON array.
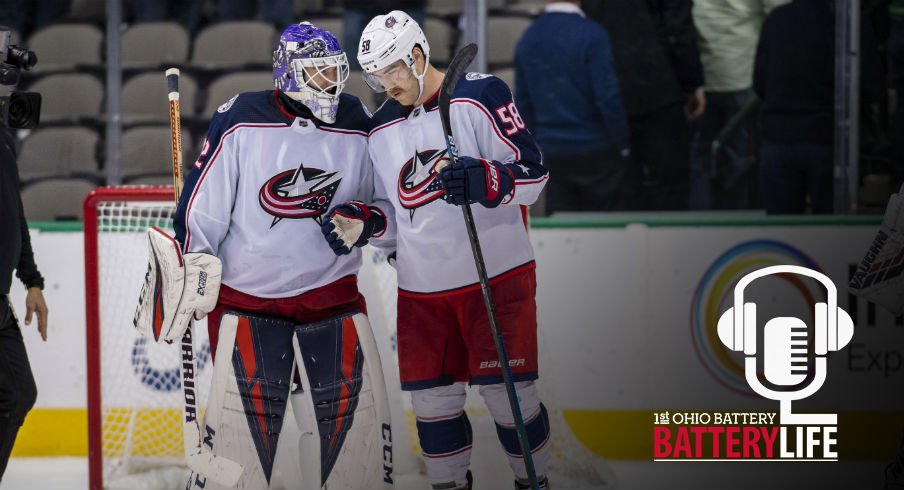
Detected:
[
  {"left": 717, "top": 265, "right": 855, "bottom": 425},
  {"left": 691, "top": 240, "right": 823, "bottom": 395},
  {"left": 656, "top": 247, "right": 856, "bottom": 462}
]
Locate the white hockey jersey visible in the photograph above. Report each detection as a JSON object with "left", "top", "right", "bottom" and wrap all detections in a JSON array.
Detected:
[
  {"left": 368, "top": 73, "right": 549, "bottom": 295},
  {"left": 173, "top": 90, "right": 373, "bottom": 298}
]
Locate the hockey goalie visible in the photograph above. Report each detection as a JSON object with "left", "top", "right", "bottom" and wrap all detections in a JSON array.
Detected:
[
  {"left": 133, "top": 22, "right": 393, "bottom": 490},
  {"left": 850, "top": 186, "right": 904, "bottom": 490}
]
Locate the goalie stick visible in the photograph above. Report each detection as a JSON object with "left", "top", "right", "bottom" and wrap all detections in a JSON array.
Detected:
[
  {"left": 166, "top": 67, "right": 243, "bottom": 487},
  {"left": 437, "top": 45, "right": 541, "bottom": 490},
  {"left": 167, "top": 68, "right": 184, "bottom": 199}
]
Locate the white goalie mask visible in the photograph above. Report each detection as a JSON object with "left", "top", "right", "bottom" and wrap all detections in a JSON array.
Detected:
[
  {"left": 357, "top": 10, "right": 431, "bottom": 99},
  {"left": 274, "top": 22, "right": 350, "bottom": 123}
]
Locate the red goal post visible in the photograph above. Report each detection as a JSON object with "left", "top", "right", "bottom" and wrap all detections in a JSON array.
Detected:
[{"left": 83, "top": 186, "right": 205, "bottom": 490}]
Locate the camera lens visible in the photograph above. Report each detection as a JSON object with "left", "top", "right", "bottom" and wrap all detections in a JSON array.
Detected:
[
  {"left": 4, "top": 92, "right": 41, "bottom": 129},
  {"left": 8, "top": 95, "right": 26, "bottom": 120}
]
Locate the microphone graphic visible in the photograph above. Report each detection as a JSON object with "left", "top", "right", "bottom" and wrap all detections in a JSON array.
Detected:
[
  {"left": 717, "top": 265, "right": 855, "bottom": 425},
  {"left": 763, "top": 316, "right": 809, "bottom": 386}
]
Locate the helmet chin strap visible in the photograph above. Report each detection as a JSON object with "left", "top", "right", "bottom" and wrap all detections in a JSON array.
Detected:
[
  {"left": 410, "top": 53, "right": 429, "bottom": 104},
  {"left": 414, "top": 70, "right": 425, "bottom": 102}
]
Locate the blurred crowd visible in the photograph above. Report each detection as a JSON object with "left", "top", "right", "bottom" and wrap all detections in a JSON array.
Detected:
[
  {"left": 0, "top": 0, "right": 898, "bottom": 217},
  {"left": 518, "top": 0, "right": 888, "bottom": 215}
]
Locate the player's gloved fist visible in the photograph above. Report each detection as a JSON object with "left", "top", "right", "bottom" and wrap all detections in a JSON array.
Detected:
[
  {"left": 320, "top": 201, "right": 387, "bottom": 255},
  {"left": 439, "top": 156, "right": 514, "bottom": 208}
]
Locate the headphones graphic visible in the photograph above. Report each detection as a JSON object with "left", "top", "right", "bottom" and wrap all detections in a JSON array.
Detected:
[{"left": 716, "top": 265, "right": 854, "bottom": 424}]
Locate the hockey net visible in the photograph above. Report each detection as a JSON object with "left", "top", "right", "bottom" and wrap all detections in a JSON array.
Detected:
[
  {"left": 85, "top": 186, "right": 616, "bottom": 490},
  {"left": 84, "top": 186, "right": 211, "bottom": 490}
]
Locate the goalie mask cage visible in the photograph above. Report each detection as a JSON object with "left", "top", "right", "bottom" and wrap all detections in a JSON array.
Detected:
[{"left": 84, "top": 186, "right": 615, "bottom": 490}]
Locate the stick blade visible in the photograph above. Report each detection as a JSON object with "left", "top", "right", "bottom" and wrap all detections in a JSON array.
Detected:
[
  {"left": 440, "top": 43, "right": 478, "bottom": 100},
  {"left": 438, "top": 43, "right": 479, "bottom": 135},
  {"left": 187, "top": 450, "right": 244, "bottom": 488}
]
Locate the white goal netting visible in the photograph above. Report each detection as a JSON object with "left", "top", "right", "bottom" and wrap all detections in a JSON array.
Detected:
[
  {"left": 85, "top": 188, "right": 213, "bottom": 490},
  {"left": 85, "top": 186, "right": 616, "bottom": 490}
]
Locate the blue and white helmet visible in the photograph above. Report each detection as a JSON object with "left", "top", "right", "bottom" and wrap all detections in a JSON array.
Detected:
[{"left": 273, "top": 22, "right": 349, "bottom": 123}]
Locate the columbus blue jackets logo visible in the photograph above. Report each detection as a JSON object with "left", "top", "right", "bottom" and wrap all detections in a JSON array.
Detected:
[
  {"left": 259, "top": 162, "right": 341, "bottom": 228},
  {"left": 397, "top": 148, "right": 449, "bottom": 219}
]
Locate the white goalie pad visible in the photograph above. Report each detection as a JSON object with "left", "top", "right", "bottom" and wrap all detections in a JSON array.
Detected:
[
  {"left": 290, "top": 313, "right": 394, "bottom": 490},
  {"left": 851, "top": 190, "right": 904, "bottom": 315},
  {"left": 133, "top": 227, "right": 222, "bottom": 342},
  {"left": 192, "top": 311, "right": 393, "bottom": 490}
]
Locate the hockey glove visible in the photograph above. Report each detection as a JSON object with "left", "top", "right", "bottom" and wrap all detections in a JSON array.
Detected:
[
  {"left": 321, "top": 201, "right": 387, "bottom": 255},
  {"left": 439, "top": 156, "right": 514, "bottom": 208},
  {"left": 134, "top": 227, "right": 221, "bottom": 343}
]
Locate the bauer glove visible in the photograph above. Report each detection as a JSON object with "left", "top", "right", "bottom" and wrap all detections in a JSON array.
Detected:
[{"left": 439, "top": 156, "right": 514, "bottom": 208}]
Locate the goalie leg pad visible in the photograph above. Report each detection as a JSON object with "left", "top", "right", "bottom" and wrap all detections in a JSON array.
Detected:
[
  {"left": 134, "top": 227, "right": 222, "bottom": 343},
  {"left": 187, "top": 312, "right": 295, "bottom": 490},
  {"left": 851, "top": 191, "right": 904, "bottom": 315},
  {"left": 291, "top": 312, "right": 394, "bottom": 489},
  {"left": 479, "top": 381, "right": 551, "bottom": 480}
]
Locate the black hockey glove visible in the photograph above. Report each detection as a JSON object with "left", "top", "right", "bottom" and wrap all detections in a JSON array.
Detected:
[{"left": 439, "top": 156, "right": 515, "bottom": 208}]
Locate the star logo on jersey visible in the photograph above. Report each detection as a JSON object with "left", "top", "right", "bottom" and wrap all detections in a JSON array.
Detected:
[
  {"left": 397, "top": 148, "right": 450, "bottom": 220},
  {"left": 259, "top": 162, "right": 342, "bottom": 228}
]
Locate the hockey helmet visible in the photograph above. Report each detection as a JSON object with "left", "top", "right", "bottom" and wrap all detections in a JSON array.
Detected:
[
  {"left": 357, "top": 11, "right": 430, "bottom": 97},
  {"left": 273, "top": 22, "right": 349, "bottom": 123}
]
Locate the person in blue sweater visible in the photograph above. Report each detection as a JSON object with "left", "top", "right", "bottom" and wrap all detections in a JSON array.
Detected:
[{"left": 515, "top": 0, "right": 631, "bottom": 213}]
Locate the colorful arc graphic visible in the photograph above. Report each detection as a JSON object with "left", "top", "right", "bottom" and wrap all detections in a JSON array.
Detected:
[{"left": 690, "top": 240, "right": 822, "bottom": 396}]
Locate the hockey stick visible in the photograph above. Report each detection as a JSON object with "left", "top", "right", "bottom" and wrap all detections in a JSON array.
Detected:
[
  {"left": 166, "top": 67, "right": 243, "bottom": 487},
  {"left": 167, "top": 68, "right": 185, "bottom": 199},
  {"left": 437, "top": 45, "right": 541, "bottom": 490}
]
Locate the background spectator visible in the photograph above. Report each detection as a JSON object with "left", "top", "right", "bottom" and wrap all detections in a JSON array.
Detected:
[
  {"left": 515, "top": 0, "right": 631, "bottom": 213},
  {"left": 690, "top": 0, "right": 788, "bottom": 210},
  {"left": 340, "top": 0, "right": 426, "bottom": 70},
  {"left": 755, "top": 0, "right": 884, "bottom": 213},
  {"left": 131, "top": 0, "right": 202, "bottom": 33},
  {"left": 218, "top": 0, "right": 293, "bottom": 29},
  {"left": 0, "top": 0, "right": 68, "bottom": 38},
  {"left": 753, "top": 0, "right": 834, "bottom": 213},
  {"left": 583, "top": 0, "right": 705, "bottom": 211},
  {"left": 889, "top": 0, "right": 904, "bottom": 184}
]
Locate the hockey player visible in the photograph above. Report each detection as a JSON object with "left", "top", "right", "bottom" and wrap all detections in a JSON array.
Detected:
[
  {"left": 321, "top": 11, "right": 552, "bottom": 490},
  {"left": 134, "top": 22, "right": 393, "bottom": 490}
]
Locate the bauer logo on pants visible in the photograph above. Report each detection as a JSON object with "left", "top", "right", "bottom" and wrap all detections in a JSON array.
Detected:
[{"left": 479, "top": 358, "right": 525, "bottom": 370}]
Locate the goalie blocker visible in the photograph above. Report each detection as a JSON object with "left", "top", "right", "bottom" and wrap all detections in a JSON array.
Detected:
[
  {"left": 133, "top": 226, "right": 222, "bottom": 342},
  {"left": 188, "top": 310, "right": 394, "bottom": 490}
]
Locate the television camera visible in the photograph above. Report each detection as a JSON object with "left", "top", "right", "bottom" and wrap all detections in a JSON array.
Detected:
[{"left": 0, "top": 29, "right": 40, "bottom": 129}]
